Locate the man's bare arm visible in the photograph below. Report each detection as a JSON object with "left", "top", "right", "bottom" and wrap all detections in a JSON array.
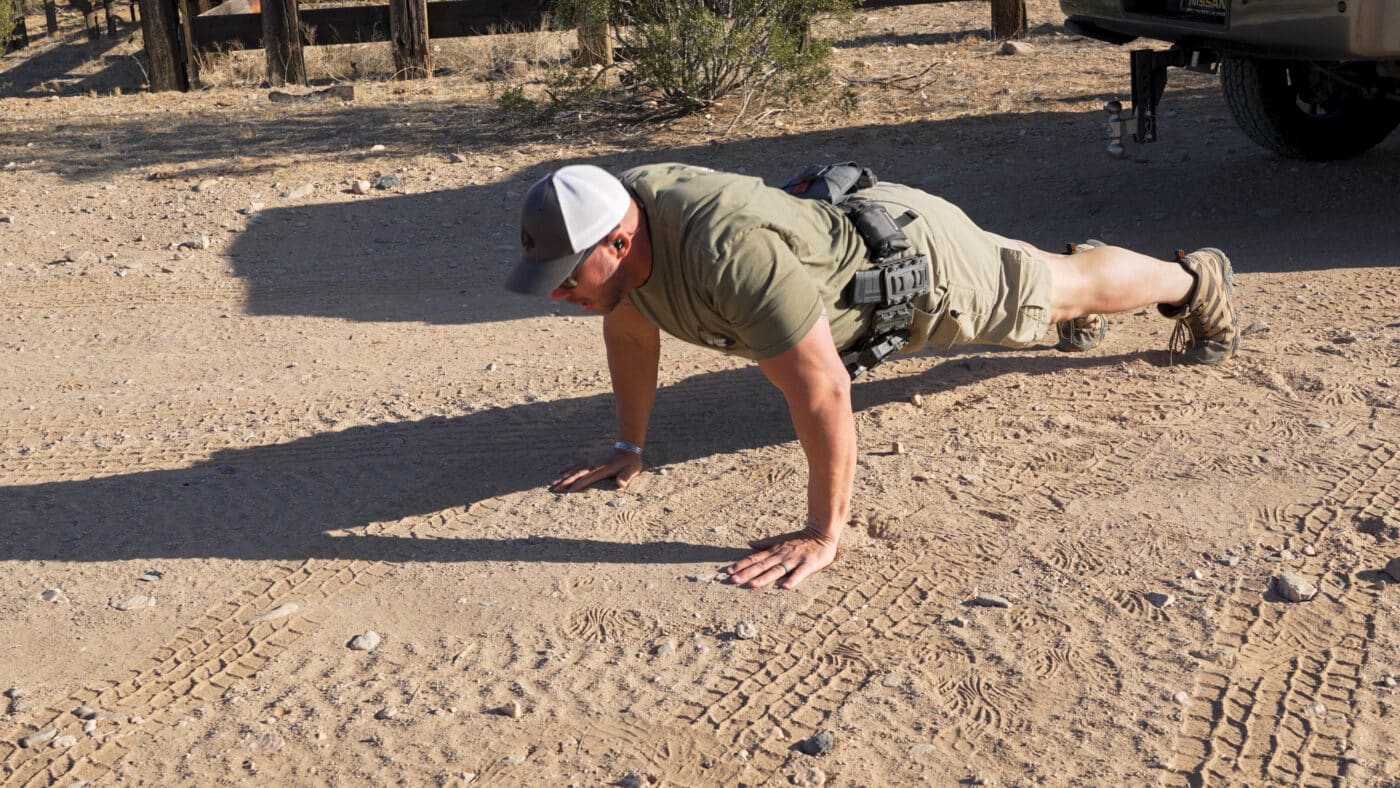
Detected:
[
  {"left": 727, "top": 314, "right": 854, "bottom": 589},
  {"left": 551, "top": 300, "right": 661, "bottom": 492}
]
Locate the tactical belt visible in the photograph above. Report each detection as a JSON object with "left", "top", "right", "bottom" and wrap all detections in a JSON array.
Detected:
[{"left": 781, "top": 162, "right": 932, "bottom": 379}]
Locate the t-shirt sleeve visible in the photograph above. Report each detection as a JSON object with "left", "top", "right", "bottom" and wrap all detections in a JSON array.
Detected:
[{"left": 709, "top": 228, "right": 824, "bottom": 360}]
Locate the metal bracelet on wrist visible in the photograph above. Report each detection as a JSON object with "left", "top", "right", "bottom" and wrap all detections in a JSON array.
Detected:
[{"left": 613, "top": 440, "right": 643, "bottom": 456}]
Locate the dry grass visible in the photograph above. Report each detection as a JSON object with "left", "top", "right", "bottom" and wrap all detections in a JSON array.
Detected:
[{"left": 196, "top": 23, "right": 576, "bottom": 88}]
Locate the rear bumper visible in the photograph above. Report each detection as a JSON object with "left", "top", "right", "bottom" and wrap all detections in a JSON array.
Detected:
[{"left": 1062, "top": 0, "right": 1400, "bottom": 59}]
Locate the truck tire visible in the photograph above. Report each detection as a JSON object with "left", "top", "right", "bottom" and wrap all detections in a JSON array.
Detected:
[{"left": 1220, "top": 57, "right": 1400, "bottom": 160}]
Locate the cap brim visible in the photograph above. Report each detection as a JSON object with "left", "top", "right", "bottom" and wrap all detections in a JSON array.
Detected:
[{"left": 504, "top": 249, "right": 588, "bottom": 296}]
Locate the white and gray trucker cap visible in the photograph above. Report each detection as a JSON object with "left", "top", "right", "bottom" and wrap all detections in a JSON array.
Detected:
[{"left": 506, "top": 164, "right": 631, "bottom": 295}]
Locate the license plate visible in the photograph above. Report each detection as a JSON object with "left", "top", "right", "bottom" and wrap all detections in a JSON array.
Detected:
[{"left": 1168, "top": 0, "right": 1228, "bottom": 24}]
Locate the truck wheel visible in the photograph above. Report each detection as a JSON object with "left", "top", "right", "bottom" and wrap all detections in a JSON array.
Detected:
[{"left": 1220, "top": 57, "right": 1400, "bottom": 160}]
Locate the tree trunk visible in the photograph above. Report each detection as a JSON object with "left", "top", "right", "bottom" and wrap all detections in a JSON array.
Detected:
[
  {"left": 137, "top": 0, "right": 187, "bottom": 90},
  {"left": 389, "top": 0, "right": 429, "bottom": 79},
  {"left": 260, "top": 0, "right": 305, "bottom": 86},
  {"left": 990, "top": 0, "right": 1026, "bottom": 40},
  {"left": 573, "top": 11, "right": 610, "bottom": 66}
]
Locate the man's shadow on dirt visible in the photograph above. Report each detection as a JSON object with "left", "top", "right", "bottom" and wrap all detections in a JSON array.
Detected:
[
  {"left": 212, "top": 93, "right": 1400, "bottom": 327},
  {"left": 0, "top": 347, "right": 1148, "bottom": 564}
]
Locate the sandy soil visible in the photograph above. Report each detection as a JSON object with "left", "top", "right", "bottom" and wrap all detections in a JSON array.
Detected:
[{"left": 3, "top": 1, "right": 1400, "bottom": 785}]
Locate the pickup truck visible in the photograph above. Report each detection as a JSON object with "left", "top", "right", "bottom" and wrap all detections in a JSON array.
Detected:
[{"left": 1062, "top": 0, "right": 1400, "bottom": 159}]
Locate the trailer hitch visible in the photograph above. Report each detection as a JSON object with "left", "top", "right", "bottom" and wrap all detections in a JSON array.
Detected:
[{"left": 1106, "top": 46, "right": 1216, "bottom": 157}]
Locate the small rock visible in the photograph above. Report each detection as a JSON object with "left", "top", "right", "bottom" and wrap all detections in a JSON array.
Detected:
[
  {"left": 881, "top": 673, "right": 902, "bottom": 688},
  {"left": 1275, "top": 572, "right": 1318, "bottom": 602},
  {"left": 735, "top": 621, "right": 759, "bottom": 640},
  {"left": 352, "top": 180, "right": 372, "bottom": 195},
  {"left": 1311, "top": 702, "right": 1327, "bottom": 715},
  {"left": 50, "top": 734, "right": 77, "bottom": 750},
  {"left": 369, "top": 144, "right": 386, "bottom": 153},
  {"left": 19, "top": 729, "right": 56, "bottom": 748},
  {"left": 958, "top": 472, "right": 981, "bottom": 485},
  {"left": 891, "top": 441, "right": 906, "bottom": 454},
  {"left": 485, "top": 362, "right": 498, "bottom": 372},
  {"left": 283, "top": 183, "right": 314, "bottom": 200},
  {"left": 109, "top": 594, "right": 155, "bottom": 611},
  {"left": 653, "top": 639, "right": 677, "bottom": 657},
  {"left": 73, "top": 706, "right": 97, "bottom": 720},
  {"left": 371, "top": 174, "right": 401, "bottom": 190},
  {"left": 948, "top": 616, "right": 968, "bottom": 627},
  {"left": 1279, "top": 549, "right": 1295, "bottom": 561},
  {"left": 911, "top": 394, "right": 923, "bottom": 406},
  {"left": 614, "top": 771, "right": 651, "bottom": 788},
  {"left": 249, "top": 732, "right": 284, "bottom": 753},
  {"left": 139, "top": 568, "right": 164, "bottom": 581},
  {"left": 40, "top": 588, "right": 66, "bottom": 602},
  {"left": 449, "top": 153, "right": 468, "bottom": 164},
  {"left": 0, "top": 215, "right": 13, "bottom": 223},
  {"left": 792, "top": 766, "right": 828, "bottom": 786},
  {"left": 347, "top": 630, "right": 381, "bottom": 651},
  {"left": 998, "top": 40, "right": 1034, "bottom": 56},
  {"left": 503, "top": 753, "right": 526, "bottom": 765},
  {"left": 1222, "top": 555, "right": 1241, "bottom": 568},
  {"left": 1307, "top": 420, "right": 1332, "bottom": 430},
  {"left": 1382, "top": 675, "right": 1396, "bottom": 688},
  {"left": 500, "top": 700, "right": 524, "bottom": 719},
  {"left": 968, "top": 593, "right": 1011, "bottom": 608},
  {"left": 241, "top": 202, "right": 265, "bottom": 215},
  {"left": 1241, "top": 320, "right": 1270, "bottom": 335},
  {"left": 1190, "top": 569, "right": 1206, "bottom": 581},
  {"left": 1301, "top": 544, "right": 1316, "bottom": 556},
  {"left": 1173, "top": 691, "right": 1191, "bottom": 706},
  {"left": 374, "top": 706, "right": 397, "bottom": 720},
  {"left": 1146, "top": 592, "right": 1175, "bottom": 608},
  {"left": 1384, "top": 556, "right": 1400, "bottom": 582},
  {"left": 908, "top": 743, "right": 938, "bottom": 756},
  {"left": 177, "top": 236, "right": 210, "bottom": 251},
  {"left": 798, "top": 729, "right": 835, "bottom": 756},
  {"left": 194, "top": 178, "right": 219, "bottom": 192},
  {"left": 247, "top": 602, "right": 299, "bottom": 625},
  {"left": 64, "top": 249, "right": 98, "bottom": 265}
]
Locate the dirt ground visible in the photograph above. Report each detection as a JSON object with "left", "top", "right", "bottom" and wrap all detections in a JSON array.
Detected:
[{"left": 3, "top": 0, "right": 1400, "bottom": 785}]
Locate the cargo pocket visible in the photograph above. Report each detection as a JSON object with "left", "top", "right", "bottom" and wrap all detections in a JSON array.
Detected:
[
  {"left": 996, "top": 245, "right": 1052, "bottom": 348},
  {"left": 926, "top": 284, "right": 984, "bottom": 349}
]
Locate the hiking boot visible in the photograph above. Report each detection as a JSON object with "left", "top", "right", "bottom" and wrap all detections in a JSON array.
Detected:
[
  {"left": 1158, "top": 248, "right": 1241, "bottom": 365},
  {"left": 1054, "top": 239, "right": 1108, "bottom": 353}
]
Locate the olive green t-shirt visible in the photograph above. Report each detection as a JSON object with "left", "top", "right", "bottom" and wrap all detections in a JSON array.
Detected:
[{"left": 620, "top": 163, "right": 873, "bottom": 361}]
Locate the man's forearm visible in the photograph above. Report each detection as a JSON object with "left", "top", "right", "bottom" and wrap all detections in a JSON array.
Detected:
[
  {"left": 603, "top": 305, "right": 661, "bottom": 447},
  {"left": 786, "top": 385, "right": 856, "bottom": 541}
]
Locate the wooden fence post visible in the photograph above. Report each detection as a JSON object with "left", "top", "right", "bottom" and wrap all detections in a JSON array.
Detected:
[
  {"left": 137, "top": 0, "right": 188, "bottom": 90},
  {"left": 178, "top": 0, "right": 199, "bottom": 86},
  {"left": 43, "top": 0, "right": 56, "bottom": 34},
  {"left": 389, "top": 0, "right": 428, "bottom": 79},
  {"left": 990, "top": 0, "right": 1026, "bottom": 39},
  {"left": 261, "top": 0, "right": 305, "bottom": 85},
  {"left": 103, "top": 0, "right": 116, "bottom": 34},
  {"left": 574, "top": 7, "right": 610, "bottom": 66}
]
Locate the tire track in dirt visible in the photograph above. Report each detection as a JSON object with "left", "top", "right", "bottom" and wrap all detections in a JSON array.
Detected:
[{"left": 1166, "top": 440, "right": 1396, "bottom": 787}]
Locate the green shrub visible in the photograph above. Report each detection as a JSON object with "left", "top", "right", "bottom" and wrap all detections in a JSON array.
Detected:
[
  {"left": 0, "top": 0, "right": 20, "bottom": 51},
  {"left": 555, "top": 0, "right": 854, "bottom": 115}
]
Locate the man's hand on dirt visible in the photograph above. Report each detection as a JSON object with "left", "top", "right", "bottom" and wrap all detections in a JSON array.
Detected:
[
  {"left": 726, "top": 524, "right": 839, "bottom": 590},
  {"left": 549, "top": 449, "right": 643, "bottom": 493}
]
